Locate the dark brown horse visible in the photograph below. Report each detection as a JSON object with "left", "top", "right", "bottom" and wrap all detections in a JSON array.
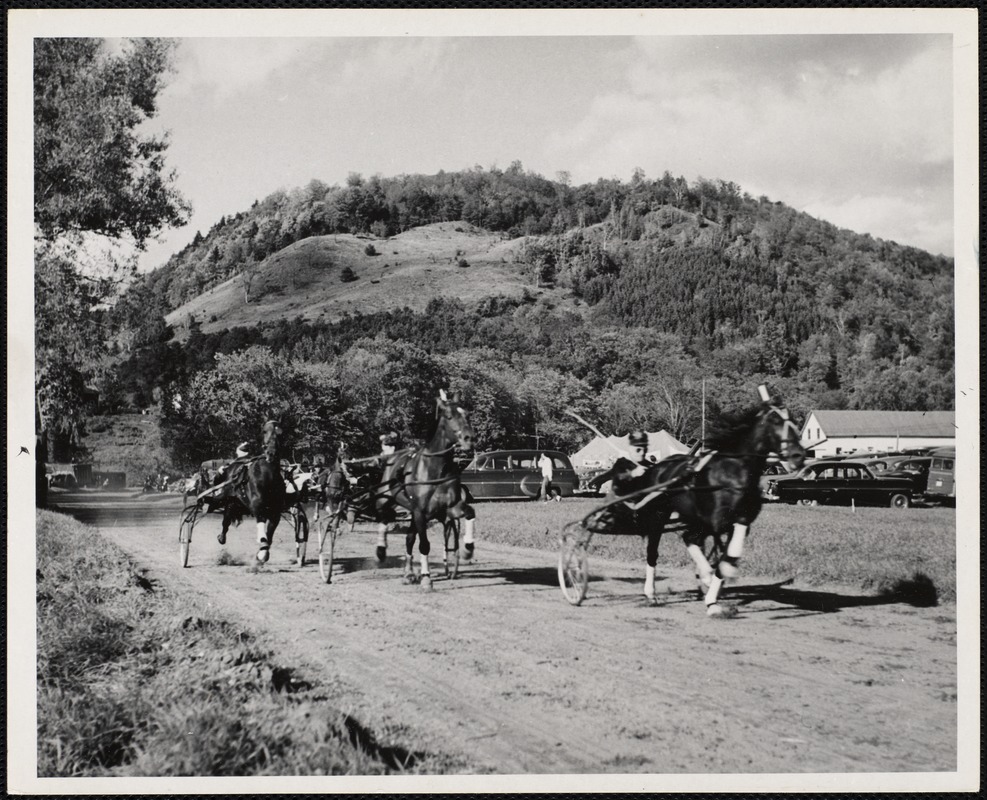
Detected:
[
  {"left": 375, "top": 390, "right": 475, "bottom": 589},
  {"left": 217, "top": 420, "right": 287, "bottom": 564},
  {"left": 604, "top": 388, "right": 804, "bottom": 616}
]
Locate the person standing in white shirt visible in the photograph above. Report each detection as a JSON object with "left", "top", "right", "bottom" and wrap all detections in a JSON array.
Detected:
[{"left": 538, "top": 452, "right": 559, "bottom": 502}]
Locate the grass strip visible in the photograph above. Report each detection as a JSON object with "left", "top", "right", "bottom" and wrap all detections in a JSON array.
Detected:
[
  {"left": 474, "top": 499, "right": 956, "bottom": 603},
  {"left": 36, "top": 510, "right": 467, "bottom": 777}
]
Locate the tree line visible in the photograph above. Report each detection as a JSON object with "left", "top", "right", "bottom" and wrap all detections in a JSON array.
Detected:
[{"left": 34, "top": 37, "right": 955, "bottom": 475}]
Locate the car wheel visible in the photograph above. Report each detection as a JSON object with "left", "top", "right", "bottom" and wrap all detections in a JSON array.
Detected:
[
  {"left": 889, "top": 493, "right": 910, "bottom": 509},
  {"left": 798, "top": 498, "right": 819, "bottom": 507}
]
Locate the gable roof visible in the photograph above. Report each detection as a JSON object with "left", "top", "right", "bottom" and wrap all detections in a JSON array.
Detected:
[{"left": 807, "top": 410, "right": 955, "bottom": 438}]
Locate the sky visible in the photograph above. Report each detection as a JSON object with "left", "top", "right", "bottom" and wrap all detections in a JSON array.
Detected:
[{"left": 133, "top": 31, "right": 956, "bottom": 270}]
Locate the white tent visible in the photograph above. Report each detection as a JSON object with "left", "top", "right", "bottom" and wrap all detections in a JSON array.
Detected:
[{"left": 571, "top": 430, "right": 689, "bottom": 468}]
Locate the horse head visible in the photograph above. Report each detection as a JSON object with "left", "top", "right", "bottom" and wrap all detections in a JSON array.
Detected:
[
  {"left": 261, "top": 419, "right": 283, "bottom": 463},
  {"left": 436, "top": 389, "right": 474, "bottom": 453},
  {"left": 756, "top": 386, "right": 805, "bottom": 470}
]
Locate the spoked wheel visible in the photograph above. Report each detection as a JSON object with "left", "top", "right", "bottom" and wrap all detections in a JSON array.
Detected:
[
  {"left": 179, "top": 506, "right": 197, "bottom": 568},
  {"left": 318, "top": 514, "right": 340, "bottom": 584},
  {"left": 443, "top": 518, "right": 461, "bottom": 579},
  {"left": 293, "top": 505, "right": 310, "bottom": 566},
  {"left": 558, "top": 533, "right": 589, "bottom": 606}
]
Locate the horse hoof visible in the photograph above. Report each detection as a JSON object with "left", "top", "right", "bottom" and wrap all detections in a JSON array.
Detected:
[
  {"left": 402, "top": 573, "right": 417, "bottom": 585},
  {"left": 256, "top": 548, "right": 270, "bottom": 564},
  {"left": 376, "top": 546, "right": 387, "bottom": 565},
  {"left": 706, "top": 603, "right": 737, "bottom": 619},
  {"left": 463, "top": 543, "right": 474, "bottom": 561},
  {"left": 420, "top": 575, "right": 433, "bottom": 590},
  {"left": 643, "top": 594, "right": 659, "bottom": 607},
  {"left": 217, "top": 533, "right": 226, "bottom": 545}
]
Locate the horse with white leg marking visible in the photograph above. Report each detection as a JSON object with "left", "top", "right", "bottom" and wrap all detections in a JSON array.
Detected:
[
  {"left": 577, "top": 387, "right": 804, "bottom": 615},
  {"left": 216, "top": 420, "right": 287, "bottom": 564},
  {"left": 643, "top": 387, "right": 804, "bottom": 615},
  {"left": 374, "top": 390, "right": 475, "bottom": 589}
]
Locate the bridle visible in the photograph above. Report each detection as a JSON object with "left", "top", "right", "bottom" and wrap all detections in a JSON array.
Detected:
[
  {"left": 426, "top": 393, "right": 473, "bottom": 458},
  {"left": 763, "top": 403, "right": 804, "bottom": 467}
]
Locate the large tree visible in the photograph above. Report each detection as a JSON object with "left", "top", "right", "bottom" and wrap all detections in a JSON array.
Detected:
[{"left": 34, "top": 38, "right": 190, "bottom": 466}]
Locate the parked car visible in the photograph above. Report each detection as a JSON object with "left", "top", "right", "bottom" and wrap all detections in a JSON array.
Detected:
[
  {"left": 47, "top": 471, "right": 78, "bottom": 489},
  {"left": 460, "top": 450, "right": 578, "bottom": 500},
  {"left": 575, "top": 465, "right": 611, "bottom": 496},
  {"left": 284, "top": 463, "right": 319, "bottom": 502},
  {"left": 860, "top": 454, "right": 917, "bottom": 473},
  {"left": 924, "top": 448, "right": 955, "bottom": 505},
  {"left": 761, "top": 460, "right": 837, "bottom": 500},
  {"left": 758, "top": 462, "right": 798, "bottom": 499},
  {"left": 770, "top": 460, "right": 916, "bottom": 508},
  {"left": 882, "top": 457, "right": 932, "bottom": 494}
]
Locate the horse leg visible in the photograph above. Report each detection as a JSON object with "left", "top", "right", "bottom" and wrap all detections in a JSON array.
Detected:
[
  {"left": 416, "top": 510, "right": 432, "bottom": 590},
  {"left": 402, "top": 524, "right": 416, "bottom": 585},
  {"left": 462, "top": 506, "right": 476, "bottom": 561},
  {"left": 685, "top": 542, "right": 715, "bottom": 593},
  {"left": 376, "top": 522, "right": 388, "bottom": 565},
  {"left": 256, "top": 517, "right": 271, "bottom": 563},
  {"left": 703, "top": 523, "right": 748, "bottom": 617},
  {"left": 644, "top": 531, "right": 662, "bottom": 605},
  {"left": 218, "top": 508, "right": 231, "bottom": 545}
]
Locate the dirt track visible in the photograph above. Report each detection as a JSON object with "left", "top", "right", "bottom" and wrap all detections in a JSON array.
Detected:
[{"left": 57, "top": 491, "right": 957, "bottom": 775}]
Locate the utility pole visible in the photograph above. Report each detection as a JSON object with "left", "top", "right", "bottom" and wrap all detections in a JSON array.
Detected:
[{"left": 701, "top": 379, "right": 706, "bottom": 451}]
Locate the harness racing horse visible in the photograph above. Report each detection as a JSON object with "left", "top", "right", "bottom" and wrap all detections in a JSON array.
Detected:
[
  {"left": 609, "top": 386, "right": 804, "bottom": 616},
  {"left": 375, "top": 390, "right": 476, "bottom": 589},
  {"left": 216, "top": 420, "right": 288, "bottom": 564}
]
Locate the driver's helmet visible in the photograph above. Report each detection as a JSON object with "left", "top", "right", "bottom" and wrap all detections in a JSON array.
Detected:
[
  {"left": 628, "top": 430, "right": 649, "bottom": 451},
  {"left": 235, "top": 441, "right": 251, "bottom": 458}
]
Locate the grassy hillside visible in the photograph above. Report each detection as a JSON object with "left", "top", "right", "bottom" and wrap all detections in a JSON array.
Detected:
[
  {"left": 165, "top": 222, "right": 538, "bottom": 337},
  {"left": 84, "top": 412, "right": 177, "bottom": 481}
]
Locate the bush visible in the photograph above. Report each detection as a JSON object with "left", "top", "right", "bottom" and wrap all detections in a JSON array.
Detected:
[
  {"left": 363, "top": 244, "right": 378, "bottom": 257},
  {"left": 340, "top": 266, "right": 357, "bottom": 283}
]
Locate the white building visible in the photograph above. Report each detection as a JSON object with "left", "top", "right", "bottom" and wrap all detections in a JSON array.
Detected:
[{"left": 800, "top": 410, "right": 954, "bottom": 457}]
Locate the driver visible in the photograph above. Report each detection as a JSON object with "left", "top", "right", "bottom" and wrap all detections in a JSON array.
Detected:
[{"left": 376, "top": 431, "right": 403, "bottom": 565}]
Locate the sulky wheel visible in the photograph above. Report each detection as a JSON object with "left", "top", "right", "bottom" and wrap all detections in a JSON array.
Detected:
[
  {"left": 179, "top": 513, "right": 194, "bottom": 568},
  {"left": 443, "top": 518, "right": 461, "bottom": 579},
  {"left": 318, "top": 514, "right": 340, "bottom": 584},
  {"left": 558, "top": 534, "right": 589, "bottom": 606}
]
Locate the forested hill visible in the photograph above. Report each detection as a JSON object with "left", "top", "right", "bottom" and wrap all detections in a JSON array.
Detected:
[{"left": 108, "top": 166, "right": 954, "bottom": 461}]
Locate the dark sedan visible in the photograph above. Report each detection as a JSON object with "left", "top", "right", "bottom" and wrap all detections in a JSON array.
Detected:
[
  {"left": 882, "top": 457, "right": 932, "bottom": 494},
  {"left": 771, "top": 461, "right": 917, "bottom": 508},
  {"left": 460, "top": 450, "right": 578, "bottom": 500}
]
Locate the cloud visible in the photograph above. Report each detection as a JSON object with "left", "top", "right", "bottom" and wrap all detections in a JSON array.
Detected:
[
  {"left": 163, "top": 39, "right": 323, "bottom": 99},
  {"left": 547, "top": 34, "right": 954, "bottom": 254}
]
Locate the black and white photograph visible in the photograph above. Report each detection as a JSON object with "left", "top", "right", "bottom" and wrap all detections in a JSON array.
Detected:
[{"left": 7, "top": 7, "right": 979, "bottom": 794}]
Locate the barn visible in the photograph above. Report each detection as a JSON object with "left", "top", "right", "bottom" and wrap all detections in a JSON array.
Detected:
[
  {"left": 570, "top": 430, "right": 689, "bottom": 468},
  {"left": 800, "top": 410, "right": 955, "bottom": 457}
]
